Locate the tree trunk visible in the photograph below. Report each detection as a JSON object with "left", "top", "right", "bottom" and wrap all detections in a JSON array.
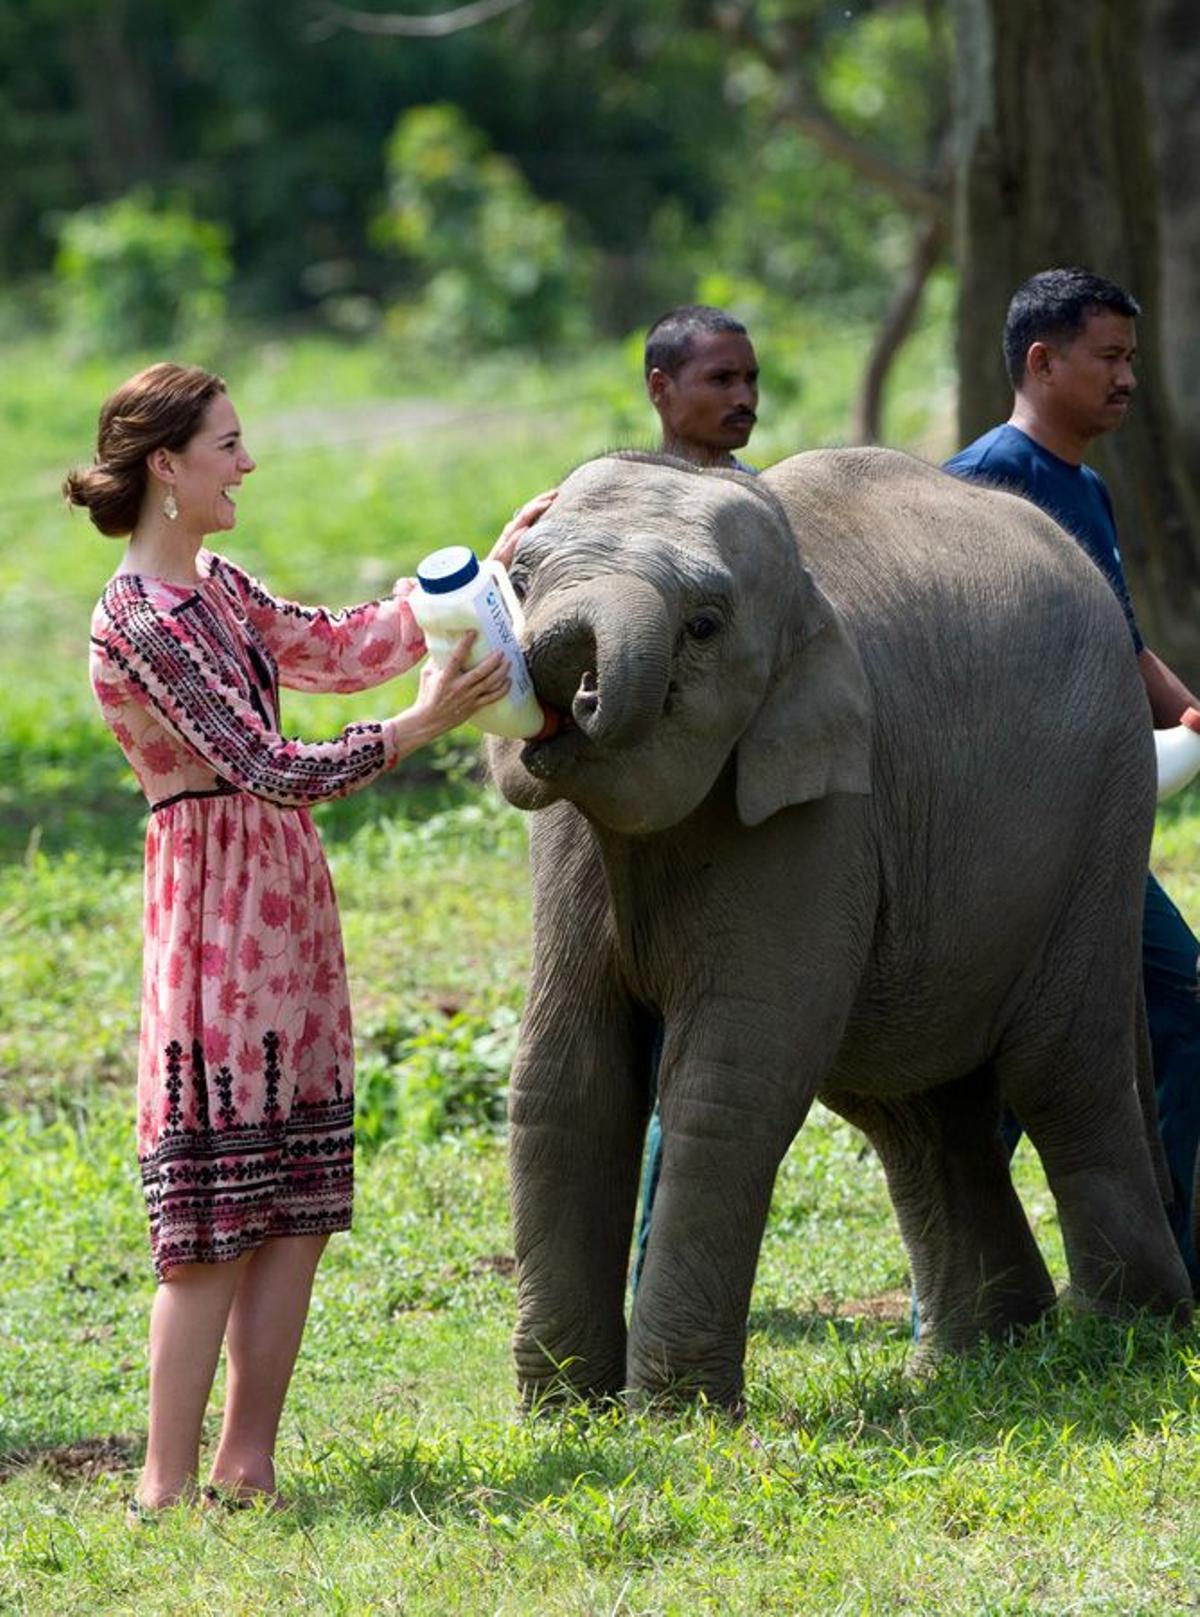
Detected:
[
  {"left": 1146, "top": 0, "right": 1200, "bottom": 492},
  {"left": 65, "top": 1, "right": 164, "bottom": 197},
  {"left": 951, "top": 0, "right": 1200, "bottom": 677}
]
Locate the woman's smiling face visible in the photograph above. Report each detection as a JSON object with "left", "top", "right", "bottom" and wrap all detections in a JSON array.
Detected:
[{"left": 168, "top": 391, "right": 256, "bottom": 536}]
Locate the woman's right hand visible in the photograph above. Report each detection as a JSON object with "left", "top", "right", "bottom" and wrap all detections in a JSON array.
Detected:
[
  {"left": 487, "top": 488, "right": 558, "bottom": 571},
  {"left": 406, "top": 631, "right": 510, "bottom": 744}
]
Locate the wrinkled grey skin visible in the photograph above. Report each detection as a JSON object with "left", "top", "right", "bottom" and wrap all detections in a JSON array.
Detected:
[{"left": 489, "top": 447, "right": 1194, "bottom": 1409}]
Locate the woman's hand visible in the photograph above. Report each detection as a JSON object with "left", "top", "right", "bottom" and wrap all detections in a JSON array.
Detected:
[
  {"left": 402, "top": 631, "right": 510, "bottom": 747},
  {"left": 487, "top": 488, "right": 558, "bottom": 571}
]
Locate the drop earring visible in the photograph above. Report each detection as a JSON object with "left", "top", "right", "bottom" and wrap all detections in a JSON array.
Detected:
[{"left": 163, "top": 490, "right": 179, "bottom": 521}]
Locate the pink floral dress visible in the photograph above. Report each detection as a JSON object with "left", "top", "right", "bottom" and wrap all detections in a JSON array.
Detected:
[{"left": 89, "top": 550, "right": 426, "bottom": 1279}]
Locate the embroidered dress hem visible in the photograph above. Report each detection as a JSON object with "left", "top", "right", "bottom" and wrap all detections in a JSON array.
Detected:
[{"left": 144, "top": 1091, "right": 354, "bottom": 1280}]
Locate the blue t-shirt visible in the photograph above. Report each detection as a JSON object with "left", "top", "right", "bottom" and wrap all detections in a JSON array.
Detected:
[{"left": 943, "top": 423, "right": 1143, "bottom": 653}]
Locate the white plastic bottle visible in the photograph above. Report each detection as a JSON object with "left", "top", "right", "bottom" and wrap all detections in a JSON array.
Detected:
[
  {"left": 1155, "top": 707, "right": 1200, "bottom": 802},
  {"left": 410, "top": 545, "right": 552, "bottom": 740}
]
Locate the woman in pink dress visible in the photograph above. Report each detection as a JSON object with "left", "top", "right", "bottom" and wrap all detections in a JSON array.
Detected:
[{"left": 66, "top": 362, "right": 551, "bottom": 1517}]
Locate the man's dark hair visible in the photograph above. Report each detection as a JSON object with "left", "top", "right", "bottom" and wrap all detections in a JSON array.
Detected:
[
  {"left": 644, "top": 305, "right": 748, "bottom": 379},
  {"left": 1003, "top": 267, "right": 1140, "bottom": 389}
]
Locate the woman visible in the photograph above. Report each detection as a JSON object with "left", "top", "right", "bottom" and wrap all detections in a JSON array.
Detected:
[{"left": 66, "top": 361, "right": 550, "bottom": 1516}]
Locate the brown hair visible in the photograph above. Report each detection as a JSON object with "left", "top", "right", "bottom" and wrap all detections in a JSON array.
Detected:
[{"left": 62, "top": 362, "right": 227, "bottom": 537}]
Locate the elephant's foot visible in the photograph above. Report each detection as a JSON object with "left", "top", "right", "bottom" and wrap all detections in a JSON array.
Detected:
[
  {"left": 903, "top": 1337, "right": 944, "bottom": 1380},
  {"left": 624, "top": 1368, "right": 745, "bottom": 1414},
  {"left": 518, "top": 1375, "right": 625, "bottom": 1413},
  {"left": 514, "top": 1329, "right": 627, "bottom": 1410},
  {"left": 625, "top": 1326, "right": 746, "bottom": 1412},
  {"left": 1051, "top": 1166, "right": 1195, "bottom": 1326},
  {"left": 912, "top": 1273, "right": 1056, "bottom": 1361},
  {"left": 1056, "top": 1276, "right": 1193, "bottom": 1329},
  {"left": 519, "top": 1379, "right": 626, "bottom": 1416},
  {"left": 624, "top": 1384, "right": 747, "bottom": 1421},
  {"left": 908, "top": 1305, "right": 1048, "bottom": 1374}
]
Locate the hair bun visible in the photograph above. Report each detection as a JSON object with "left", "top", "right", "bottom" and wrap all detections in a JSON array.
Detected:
[{"left": 62, "top": 460, "right": 143, "bottom": 538}]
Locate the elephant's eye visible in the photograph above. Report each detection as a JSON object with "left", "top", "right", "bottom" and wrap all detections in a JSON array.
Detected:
[
  {"left": 685, "top": 612, "right": 721, "bottom": 642},
  {"left": 509, "top": 571, "right": 528, "bottom": 603}
]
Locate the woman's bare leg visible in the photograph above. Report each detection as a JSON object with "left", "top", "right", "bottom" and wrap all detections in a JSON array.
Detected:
[
  {"left": 207, "top": 1233, "right": 330, "bottom": 1500},
  {"left": 139, "top": 1255, "right": 249, "bottom": 1509}
]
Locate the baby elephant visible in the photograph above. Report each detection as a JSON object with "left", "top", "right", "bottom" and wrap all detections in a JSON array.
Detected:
[{"left": 489, "top": 447, "right": 1193, "bottom": 1409}]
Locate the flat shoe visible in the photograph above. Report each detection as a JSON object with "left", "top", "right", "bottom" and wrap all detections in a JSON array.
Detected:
[
  {"left": 201, "top": 1483, "right": 286, "bottom": 1512},
  {"left": 200, "top": 1484, "right": 253, "bottom": 1511}
]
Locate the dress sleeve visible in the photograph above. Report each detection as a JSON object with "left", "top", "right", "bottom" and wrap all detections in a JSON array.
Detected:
[
  {"left": 214, "top": 554, "right": 427, "bottom": 694},
  {"left": 100, "top": 593, "right": 408, "bottom": 807}
]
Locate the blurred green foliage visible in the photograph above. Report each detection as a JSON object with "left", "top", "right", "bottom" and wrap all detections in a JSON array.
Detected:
[
  {"left": 52, "top": 190, "right": 231, "bottom": 355},
  {"left": 376, "top": 105, "right": 593, "bottom": 349},
  {"left": 356, "top": 1004, "right": 520, "bottom": 1146},
  {"left": 705, "top": 5, "right": 948, "bottom": 315},
  {"left": 1, "top": 1, "right": 945, "bottom": 338}
]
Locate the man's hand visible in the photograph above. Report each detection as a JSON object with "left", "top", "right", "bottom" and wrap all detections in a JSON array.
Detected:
[
  {"left": 1138, "top": 647, "right": 1200, "bottom": 727},
  {"left": 487, "top": 488, "right": 558, "bottom": 571}
]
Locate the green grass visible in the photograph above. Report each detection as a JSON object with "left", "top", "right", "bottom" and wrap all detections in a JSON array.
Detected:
[
  {"left": 2, "top": 1078, "right": 1198, "bottom": 1614},
  {"left": 3, "top": 308, "right": 1200, "bottom": 1613}
]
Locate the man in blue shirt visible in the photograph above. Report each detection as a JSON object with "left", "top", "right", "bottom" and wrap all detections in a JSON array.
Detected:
[{"left": 945, "top": 266, "right": 1200, "bottom": 1288}]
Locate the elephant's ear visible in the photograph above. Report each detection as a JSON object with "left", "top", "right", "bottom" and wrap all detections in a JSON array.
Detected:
[{"left": 735, "top": 578, "right": 873, "bottom": 828}]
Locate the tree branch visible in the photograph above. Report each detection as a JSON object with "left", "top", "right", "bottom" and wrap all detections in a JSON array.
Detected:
[
  {"left": 776, "top": 97, "right": 949, "bottom": 225},
  {"left": 710, "top": 5, "right": 950, "bottom": 225},
  {"left": 309, "top": 0, "right": 527, "bottom": 40},
  {"left": 854, "top": 212, "right": 948, "bottom": 444}
]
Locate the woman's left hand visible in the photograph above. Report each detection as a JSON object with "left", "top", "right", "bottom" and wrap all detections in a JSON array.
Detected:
[{"left": 487, "top": 488, "right": 558, "bottom": 570}]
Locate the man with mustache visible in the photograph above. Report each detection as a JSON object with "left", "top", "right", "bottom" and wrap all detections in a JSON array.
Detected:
[
  {"left": 628, "top": 305, "right": 761, "bottom": 1287},
  {"left": 645, "top": 304, "right": 760, "bottom": 470},
  {"left": 944, "top": 265, "right": 1200, "bottom": 1289}
]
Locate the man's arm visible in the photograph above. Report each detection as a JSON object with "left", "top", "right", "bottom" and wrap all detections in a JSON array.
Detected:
[{"left": 1138, "top": 647, "right": 1200, "bottom": 727}]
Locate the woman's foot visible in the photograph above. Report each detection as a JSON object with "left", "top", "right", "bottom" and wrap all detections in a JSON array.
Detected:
[
  {"left": 204, "top": 1454, "right": 285, "bottom": 1511},
  {"left": 126, "top": 1485, "right": 195, "bottom": 1525},
  {"left": 132, "top": 1470, "right": 198, "bottom": 1512}
]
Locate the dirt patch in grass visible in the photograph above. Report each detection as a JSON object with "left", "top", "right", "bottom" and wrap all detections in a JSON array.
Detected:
[
  {"left": 470, "top": 1252, "right": 516, "bottom": 1278},
  {"left": 0, "top": 1434, "right": 139, "bottom": 1483},
  {"left": 831, "top": 1288, "right": 911, "bottom": 1322}
]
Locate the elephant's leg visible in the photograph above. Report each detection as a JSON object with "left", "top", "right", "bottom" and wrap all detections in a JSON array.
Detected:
[
  {"left": 510, "top": 821, "right": 650, "bottom": 1403},
  {"left": 839, "top": 1072, "right": 1055, "bottom": 1356},
  {"left": 626, "top": 1014, "right": 815, "bottom": 1408},
  {"left": 625, "top": 807, "right": 880, "bottom": 1406},
  {"left": 510, "top": 998, "right": 650, "bottom": 1403},
  {"left": 1000, "top": 972, "right": 1193, "bottom": 1323}
]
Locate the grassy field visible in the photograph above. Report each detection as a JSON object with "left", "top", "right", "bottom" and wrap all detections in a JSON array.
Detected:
[{"left": 2, "top": 303, "right": 1200, "bottom": 1614}]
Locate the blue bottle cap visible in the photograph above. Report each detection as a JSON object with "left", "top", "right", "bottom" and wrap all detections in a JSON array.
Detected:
[{"left": 417, "top": 545, "right": 480, "bottom": 594}]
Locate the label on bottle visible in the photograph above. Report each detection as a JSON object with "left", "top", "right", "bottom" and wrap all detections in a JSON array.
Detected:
[{"left": 477, "top": 582, "right": 534, "bottom": 702}]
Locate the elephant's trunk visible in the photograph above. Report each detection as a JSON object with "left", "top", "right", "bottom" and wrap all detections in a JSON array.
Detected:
[{"left": 526, "top": 577, "right": 671, "bottom": 746}]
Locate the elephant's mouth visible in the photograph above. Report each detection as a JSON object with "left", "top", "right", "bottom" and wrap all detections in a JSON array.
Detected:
[
  {"left": 519, "top": 585, "right": 671, "bottom": 779},
  {"left": 520, "top": 706, "right": 588, "bottom": 779},
  {"left": 519, "top": 662, "right": 612, "bottom": 780}
]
